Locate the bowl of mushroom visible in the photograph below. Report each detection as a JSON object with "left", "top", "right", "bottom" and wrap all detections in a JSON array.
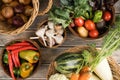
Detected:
[{"left": 35, "top": 20, "right": 66, "bottom": 48}]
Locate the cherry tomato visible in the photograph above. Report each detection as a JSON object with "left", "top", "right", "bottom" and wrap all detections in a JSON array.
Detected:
[
  {"left": 89, "top": 29, "right": 99, "bottom": 38},
  {"left": 103, "top": 11, "right": 112, "bottom": 21},
  {"left": 85, "top": 20, "right": 96, "bottom": 31},
  {"left": 74, "top": 17, "right": 84, "bottom": 27}
]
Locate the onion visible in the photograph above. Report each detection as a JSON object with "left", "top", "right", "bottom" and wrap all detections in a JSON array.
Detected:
[
  {"left": 19, "top": 0, "right": 31, "bottom": 5},
  {"left": 24, "top": 5, "right": 33, "bottom": 16},
  {"left": 17, "top": 14, "right": 28, "bottom": 23},
  {"left": 9, "top": 1, "right": 19, "bottom": 7},
  {"left": 1, "top": 6, "right": 14, "bottom": 18},
  {"left": 12, "top": 16, "right": 24, "bottom": 27},
  {"left": 14, "top": 4, "right": 24, "bottom": 13},
  {"left": 2, "top": 0, "right": 12, "bottom": 3}
]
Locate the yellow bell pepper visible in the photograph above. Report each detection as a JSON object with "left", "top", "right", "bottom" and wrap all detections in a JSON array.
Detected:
[
  {"left": 19, "top": 50, "right": 40, "bottom": 63},
  {"left": 20, "top": 62, "right": 33, "bottom": 78}
]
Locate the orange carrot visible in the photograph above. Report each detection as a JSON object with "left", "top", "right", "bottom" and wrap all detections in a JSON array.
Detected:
[
  {"left": 70, "top": 73, "right": 80, "bottom": 80},
  {"left": 79, "top": 72, "right": 92, "bottom": 80},
  {"left": 79, "top": 66, "right": 92, "bottom": 80}
]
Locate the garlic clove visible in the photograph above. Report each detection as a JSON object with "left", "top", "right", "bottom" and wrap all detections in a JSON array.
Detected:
[
  {"left": 53, "top": 35, "right": 64, "bottom": 44},
  {"left": 36, "top": 25, "right": 48, "bottom": 46},
  {"left": 48, "top": 21, "right": 54, "bottom": 29}
]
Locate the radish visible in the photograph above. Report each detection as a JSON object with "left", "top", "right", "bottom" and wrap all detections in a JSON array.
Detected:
[{"left": 94, "top": 58, "right": 113, "bottom": 80}]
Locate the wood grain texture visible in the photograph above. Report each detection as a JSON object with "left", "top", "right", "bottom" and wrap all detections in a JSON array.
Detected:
[{"left": 0, "top": 0, "right": 120, "bottom": 80}]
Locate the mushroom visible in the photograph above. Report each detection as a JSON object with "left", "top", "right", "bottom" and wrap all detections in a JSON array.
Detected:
[
  {"left": 53, "top": 35, "right": 64, "bottom": 44},
  {"left": 45, "top": 29, "right": 55, "bottom": 47},
  {"left": 36, "top": 25, "right": 48, "bottom": 46}
]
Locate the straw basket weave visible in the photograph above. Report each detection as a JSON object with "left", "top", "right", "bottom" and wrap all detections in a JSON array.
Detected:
[
  {"left": 0, "top": 0, "right": 53, "bottom": 35},
  {"left": 47, "top": 46, "right": 120, "bottom": 80}
]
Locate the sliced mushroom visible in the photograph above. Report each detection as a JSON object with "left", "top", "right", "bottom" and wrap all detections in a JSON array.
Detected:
[{"left": 36, "top": 25, "right": 48, "bottom": 46}]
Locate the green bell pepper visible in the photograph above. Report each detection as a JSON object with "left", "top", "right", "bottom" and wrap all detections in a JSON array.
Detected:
[
  {"left": 3, "top": 51, "right": 8, "bottom": 64},
  {"left": 93, "top": 10, "right": 103, "bottom": 23}
]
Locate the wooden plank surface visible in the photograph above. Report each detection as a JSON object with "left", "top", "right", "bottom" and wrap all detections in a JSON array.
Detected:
[{"left": 0, "top": 0, "right": 120, "bottom": 80}]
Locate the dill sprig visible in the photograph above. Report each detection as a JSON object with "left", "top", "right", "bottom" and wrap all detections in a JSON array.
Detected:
[{"left": 90, "top": 15, "right": 120, "bottom": 71}]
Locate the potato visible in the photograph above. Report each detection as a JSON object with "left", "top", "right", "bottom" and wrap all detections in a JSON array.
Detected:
[
  {"left": 1, "top": 6, "right": 14, "bottom": 18},
  {"left": 77, "top": 27, "right": 88, "bottom": 38}
]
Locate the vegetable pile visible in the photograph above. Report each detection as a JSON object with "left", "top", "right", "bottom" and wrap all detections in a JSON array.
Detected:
[
  {"left": 49, "top": 15, "right": 120, "bottom": 80},
  {"left": 36, "top": 21, "right": 65, "bottom": 48},
  {"left": 0, "top": 0, "right": 33, "bottom": 27},
  {"left": 2, "top": 40, "right": 40, "bottom": 80},
  {"left": 49, "top": 0, "right": 113, "bottom": 38}
]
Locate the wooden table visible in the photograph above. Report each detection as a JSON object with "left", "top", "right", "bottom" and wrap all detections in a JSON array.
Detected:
[{"left": 0, "top": 0, "right": 120, "bottom": 80}]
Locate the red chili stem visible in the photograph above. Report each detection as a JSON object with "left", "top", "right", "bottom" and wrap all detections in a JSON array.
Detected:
[{"left": 8, "top": 53, "right": 16, "bottom": 80}]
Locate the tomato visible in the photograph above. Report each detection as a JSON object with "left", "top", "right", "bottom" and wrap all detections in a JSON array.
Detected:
[
  {"left": 85, "top": 20, "right": 96, "bottom": 31},
  {"left": 74, "top": 17, "right": 84, "bottom": 27},
  {"left": 103, "top": 11, "right": 112, "bottom": 21},
  {"left": 89, "top": 29, "right": 99, "bottom": 38}
]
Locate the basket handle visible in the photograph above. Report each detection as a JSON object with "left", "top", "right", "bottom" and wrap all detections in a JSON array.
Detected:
[{"left": 38, "top": 0, "right": 53, "bottom": 16}]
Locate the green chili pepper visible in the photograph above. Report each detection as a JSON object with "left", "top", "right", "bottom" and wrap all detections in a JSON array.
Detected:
[
  {"left": 3, "top": 51, "right": 8, "bottom": 64},
  {"left": 19, "top": 50, "right": 40, "bottom": 63},
  {"left": 93, "top": 10, "right": 103, "bottom": 23},
  {"left": 13, "top": 67, "right": 20, "bottom": 77},
  {"left": 20, "top": 62, "right": 33, "bottom": 78}
]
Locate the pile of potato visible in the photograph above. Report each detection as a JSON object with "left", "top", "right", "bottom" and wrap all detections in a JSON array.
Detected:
[{"left": 0, "top": 0, "right": 33, "bottom": 27}]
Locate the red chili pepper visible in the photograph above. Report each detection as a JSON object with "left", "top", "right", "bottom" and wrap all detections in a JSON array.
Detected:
[
  {"left": 8, "top": 53, "right": 16, "bottom": 80},
  {"left": 7, "top": 45, "right": 23, "bottom": 51},
  {"left": 6, "top": 41, "right": 34, "bottom": 51},
  {"left": 12, "top": 46, "right": 38, "bottom": 53},
  {"left": 11, "top": 53, "right": 18, "bottom": 67},
  {"left": 11, "top": 51, "right": 20, "bottom": 67},
  {"left": 11, "top": 42, "right": 31, "bottom": 46},
  {"left": 15, "top": 52, "right": 20, "bottom": 67}
]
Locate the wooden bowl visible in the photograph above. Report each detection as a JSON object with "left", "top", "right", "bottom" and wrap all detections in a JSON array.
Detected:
[
  {"left": 0, "top": 39, "right": 41, "bottom": 79},
  {"left": 36, "top": 20, "right": 66, "bottom": 48},
  {"left": 69, "top": 6, "right": 115, "bottom": 40},
  {"left": 47, "top": 46, "right": 120, "bottom": 80}
]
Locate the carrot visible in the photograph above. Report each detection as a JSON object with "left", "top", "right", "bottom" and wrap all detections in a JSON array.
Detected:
[
  {"left": 79, "top": 66, "right": 92, "bottom": 80},
  {"left": 70, "top": 73, "right": 80, "bottom": 80},
  {"left": 79, "top": 72, "right": 92, "bottom": 80},
  {"left": 8, "top": 53, "right": 16, "bottom": 80}
]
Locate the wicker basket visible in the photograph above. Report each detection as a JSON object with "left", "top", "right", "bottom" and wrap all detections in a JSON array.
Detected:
[
  {"left": 0, "top": 0, "right": 53, "bottom": 35},
  {"left": 47, "top": 46, "right": 120, "bottom": 80}
]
